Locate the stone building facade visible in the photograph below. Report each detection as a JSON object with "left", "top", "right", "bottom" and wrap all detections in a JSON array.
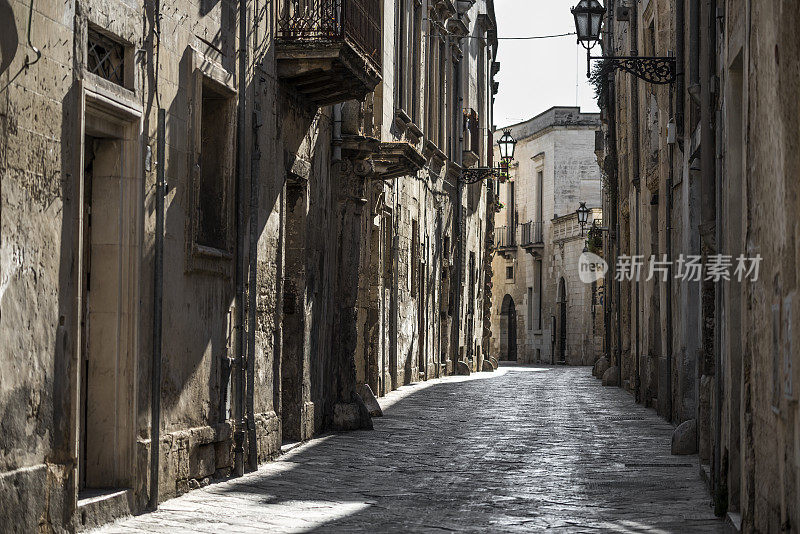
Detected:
[
  {"left": 0, "top": 0, "right": 499, "bottom": 531},
  {"left": 488, "top": 108, "right": 603, "bottom": 365},
  {"left": 594, "top": 0, "right": 800, "bottom": 530}
]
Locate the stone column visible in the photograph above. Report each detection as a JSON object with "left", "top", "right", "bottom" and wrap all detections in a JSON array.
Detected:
[
  {"left": 281, "top": 171, "right": 314, "bottom": 442},
  {"left": 330, "top": 158, "right": 374, "bottom": 431}
]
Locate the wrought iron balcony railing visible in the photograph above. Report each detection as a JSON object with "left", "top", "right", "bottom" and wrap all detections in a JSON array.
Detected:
[
  {"left": 494, "top": 225, "right": 517, "bottom": 249},
  {"left": 520, "top": 221, "right": 544, "bottom": 247},
  {"left": 277, "top": 0, "right": 382, "bottom": 69}
]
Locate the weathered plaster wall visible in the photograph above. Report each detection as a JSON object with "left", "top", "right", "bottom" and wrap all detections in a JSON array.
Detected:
[
  {"left": 727, "top": 0, "right": 800, "bottom": 528},
  {"left": 599, "top": 0, "right": 800, "bottom": 528},
  {"left": 0, "top": 0, "right": 78, "bottom": 529},
  {"left": 0, "top": 0, "right": 333, "bottom": 528},
  {"left": 0, "top": 0, "right": 500, "bottom": 530}
]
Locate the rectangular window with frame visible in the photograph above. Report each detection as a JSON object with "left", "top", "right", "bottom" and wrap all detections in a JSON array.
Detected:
[
  {"left": 536, "top": 170, "right": 544, "bottom": 222},
  {"left": 411, "top": 219, "right": 419, "bottom": 294},
  {"left": 186, "top": 49, "right": 237, "bottom": 275},
  {"left": 477, "top": 43, "right": 485, "bottom": 162},
  {"left": 197, "top": 80, "right": 233, "bottom": 250},
  {"left": 508, "top": 181, "right": 516, "bottom": 231},
  {"left": 450, "top": 57, "right": 459, "bottom": 161},
  {"left": 535, "top": 259, "right": 543, "bottom": 329},
  {"left": 424, "top": 27, "right": 435, "bottom": 139},
  {"left": 395, "top": 0, "right": 408, "bottom": 111},
  {"left": 528, "top": 287, "right": 533, "bottom": 330},
  {"left": 438, "top": 39, "right": 446, "bottom": 146},
  {"left": 506, "top": 265, "right": 514, "bottom": 281},
  {"left": 411, "top": 2, "right": 422, "bottom": 122},
  {"left": 468, "top": 252, "right": 476, "bottom": 314}
]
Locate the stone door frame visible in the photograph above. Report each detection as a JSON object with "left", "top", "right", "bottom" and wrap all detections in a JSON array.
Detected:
[{"left": 71, "top": 77, "right": 143, "bottom": 500}]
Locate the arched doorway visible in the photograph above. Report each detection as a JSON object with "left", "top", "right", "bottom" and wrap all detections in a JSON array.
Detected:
[
  {"left": 500, "top": 294, "right": 517, "bottom": 361},
  {"left": 557, "top": 278, "right": 567, "bottom": 364}
]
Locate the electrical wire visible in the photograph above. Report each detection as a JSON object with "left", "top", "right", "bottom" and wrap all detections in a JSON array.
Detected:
[
  {"left": 437, "top": 31, "right": 576, "bottom": 41},
  {"left": 423, "top": 18, "right": 575, "bottom": 41},
  {"left": 498, "top": 32, "right": 576, "bottom": 40}
]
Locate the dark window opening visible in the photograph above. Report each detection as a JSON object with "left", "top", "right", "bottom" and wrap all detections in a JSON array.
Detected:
[
  {"left": 411, "top": 3, "right": 422, "bottom": 122},
  {"left": 536, "top": 260, "right": 543, "bottom": 329},
  {"left": 506, "top": 266, "right": 514, "bottom": 280},
  {"left": 468, "top": 252, "right": 476, "bottom": 314},
  {"left": 411, "top": 219, "right": 419, "bottom": 295},
  {"left": 197, "top": 82, "right": 231, "bottom": 250}
]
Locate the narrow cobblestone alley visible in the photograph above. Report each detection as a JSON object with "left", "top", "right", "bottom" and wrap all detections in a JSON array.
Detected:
[{"left": 94, "top": 366, "right": 721, "bottom": 533}]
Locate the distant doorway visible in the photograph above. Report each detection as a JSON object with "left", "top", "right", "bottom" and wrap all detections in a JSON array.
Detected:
[
  {"left": 557, "top": 278, "right": 567, "bottom": 364},
  {"left": 500, "top": 294, "right": 517, "bottom": 361}
]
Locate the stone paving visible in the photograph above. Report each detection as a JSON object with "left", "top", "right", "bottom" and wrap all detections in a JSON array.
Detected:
[{"left": 94, "top": 365, "right": 723, "bottom": 533}]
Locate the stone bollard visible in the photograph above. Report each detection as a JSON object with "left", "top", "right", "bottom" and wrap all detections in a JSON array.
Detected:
[
  {"left": 593, "top": 357, "right": 610, "bottom": 378},
  {"left": 333, "top": 391, "right": 374, "bottom": 430},
  {"left": 671, "top": 419, "right": 698, "bottom": 455},
  {"left": 358, "top": 384, "right": 383, "bottom": 417},
  {"left": 602, "top": 366, "right": 619, "bottom": 386}
]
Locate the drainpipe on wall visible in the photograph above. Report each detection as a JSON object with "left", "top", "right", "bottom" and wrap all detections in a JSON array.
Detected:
[
  {"left": 615, "top": 194, "right": 623, "bottom": 388},
  {"left": 390, "top": 178, "right": 400, "bottom": 390},
  {"left": 666, "top": 87, "right": 675, "bottom": 423},
  {"left": 273, "top": 185, "right": 285, "bottom": 443},
  {"left": 451, "top": 179, "right": 464, "bottom": 369},
  {"left": 332, "top": 104, "right": 343, "bottom": 162},
  {"left": 630, "top": 4, "right": 642, "bottom": 400},
  {"left": 676, "top": 0, "right": 685, "bottom": 142},
  {"left": 604, "top": 0, "right": 621, "bottom": 383},
  {"left": 667, "top": 0, "right": 684, "bottom": 424},
  {"left": 689, "top": 0, "right": 701, "bottom": 103},
  {"left": 451, "top": 117, "right": 466, "bottom": 368},
  {"left": 233, "top": 0, "right": 248, "bottom": 477},
  {"left": 700, "top": 0, "right": 721, "bottom": 505},
  {"left": 246, "top": 107, "right": 261, "bottom": 472},
  {"left": 148, "top": 108, "right": 166, "bottom": 511},
  {"left": 713, "top": 80, "right": 725, "bottom": 516}
]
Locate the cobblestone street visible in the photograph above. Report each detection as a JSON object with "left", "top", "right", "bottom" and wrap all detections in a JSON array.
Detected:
[{"left": 95, "top": 366, "right": 722, "bottom": 533}]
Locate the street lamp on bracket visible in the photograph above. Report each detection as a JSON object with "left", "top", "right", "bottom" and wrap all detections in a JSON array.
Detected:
[
  {"left": 571, "top": 0, "right": 676, "bottom": 85},
  {"left": 576, "top": 202, "right": 591, "bottom": 236},
  {"left": 460, "top": 129, "right": 518, "bottom": 184}
]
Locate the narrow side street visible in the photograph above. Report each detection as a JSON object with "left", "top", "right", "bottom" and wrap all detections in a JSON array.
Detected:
[{"left": 95, "top": 367, "right": 721, "bottom": 533}]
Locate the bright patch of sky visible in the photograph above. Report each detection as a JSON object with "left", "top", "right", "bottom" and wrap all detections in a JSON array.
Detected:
[{"left": 493, "top": 0, "right": 600, "bottom": 128}]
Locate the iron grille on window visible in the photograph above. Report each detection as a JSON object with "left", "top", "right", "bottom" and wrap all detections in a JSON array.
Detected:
[
  {"left": 87, "top": 29, "right": 125, "bottom": 86},
  {"left": 277, "top": 0, "right": 381, "bottom": 69}
]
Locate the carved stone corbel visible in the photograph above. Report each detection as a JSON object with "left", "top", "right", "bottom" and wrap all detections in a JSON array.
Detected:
[{"left": 336, "top": 157, "right": 374, "bottom": 206}]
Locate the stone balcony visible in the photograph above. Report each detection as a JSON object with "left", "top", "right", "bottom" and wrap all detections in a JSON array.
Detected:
[
  {"left": 552, "top": 208, "right": 602, "bottom": 243},
  {"left": 520, "top": 221, "right": 544, "bottom": 252},
  {"left": 276, "top": 0, "right": 382, "bottom": 106},
  {"left": 494, "top": 224, "right": 518, "bottom": 256},
  {"left": 371, "top": 142, "right": 426, "bottom": 179}
]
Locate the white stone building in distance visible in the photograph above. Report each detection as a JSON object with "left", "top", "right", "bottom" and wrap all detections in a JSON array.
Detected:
[{"left": 489, "top": 107, "right": 603, "bottom": 365}]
